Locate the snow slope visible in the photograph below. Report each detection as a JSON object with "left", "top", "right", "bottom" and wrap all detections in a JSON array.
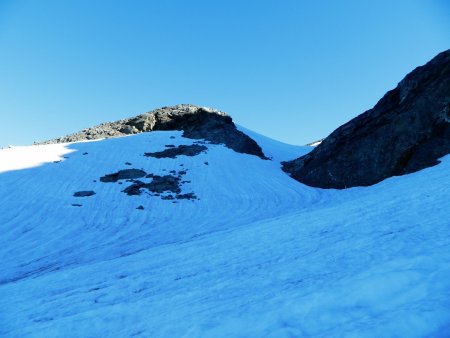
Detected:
[{"left": 0, "top": 130, "right": 449, "bottom": 337}]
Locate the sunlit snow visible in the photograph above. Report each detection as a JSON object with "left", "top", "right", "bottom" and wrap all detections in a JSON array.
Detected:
[
  {"left": 0, "top": 144, "right": 75, "bottom": 174},
  {"left": 0, "top": 130, "right": 449, "bottom": 337}
]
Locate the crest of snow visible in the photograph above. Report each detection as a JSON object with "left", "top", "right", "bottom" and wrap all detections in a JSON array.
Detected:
[{"left": 308, "top": 140, "right": 322, "bottom": 146}]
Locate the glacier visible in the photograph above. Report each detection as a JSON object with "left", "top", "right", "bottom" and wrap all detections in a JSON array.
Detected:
[{"left": 0, "top": 129, "right": 449, "bottom": 337}]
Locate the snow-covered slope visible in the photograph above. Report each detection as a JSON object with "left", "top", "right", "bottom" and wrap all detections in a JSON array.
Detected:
[{"left": 0, "top": 130, "right": 449, "bottom": 337}]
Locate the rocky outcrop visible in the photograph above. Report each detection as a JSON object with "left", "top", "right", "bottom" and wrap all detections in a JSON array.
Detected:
[
  {"left": 100, "top": 169, "right": 147, "bottom": 183},
  {"left": 97, "top": 167, "right": 198, "bottom": 200},
  {"left": 38, "top": 104, "right": 267, "bottom": 159},
  {"left": 73, "top": 191, "right": 96, "bottom": 197},
  {"left": 144, "top": 144, "right": 207, "bottom": 159},
  {"left": 283, "top": 49, "right": 450, "bottom": 189}
]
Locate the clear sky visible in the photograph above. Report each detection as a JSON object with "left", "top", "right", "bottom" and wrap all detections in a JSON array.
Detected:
[{"left": 0, "top": 0, "right": 449, "bottom": 147}]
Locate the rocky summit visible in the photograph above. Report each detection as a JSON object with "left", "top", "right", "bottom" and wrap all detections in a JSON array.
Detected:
[
  {"left": 283, "top": 49, "right": 450, "bottom": 189},
  {"left": 39, "top": 104, "right": 267, "bottom": 159}
]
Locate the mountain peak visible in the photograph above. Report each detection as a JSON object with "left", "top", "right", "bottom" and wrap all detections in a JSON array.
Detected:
[{"left": 38, "top": 104, "right": 267, "bottom": 159}]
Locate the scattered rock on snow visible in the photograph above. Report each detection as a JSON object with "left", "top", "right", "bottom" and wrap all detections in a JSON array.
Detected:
[
  {"left": 147, "top": 175, "right": 181, "bottom": 194},
  {"left": 120, "top": 172, "right": 197, "bottom": 200},
  {"left": 122, "top": 175, "right": 182, "bottom": 196},
  {"left": 144, "top": 144, "right": 207, "bottom": 159},
  {"left": 122, "top": 181, "right": 145, "bottom": 196},
  {"left": 100, "top": 169, "right": 147, "bottom": 183},
  {"left": 176, "top": 193, "right": 198, "bottom": 200},
  {"left": 73, "top": 191, "right": 96, "bottom": 197}
]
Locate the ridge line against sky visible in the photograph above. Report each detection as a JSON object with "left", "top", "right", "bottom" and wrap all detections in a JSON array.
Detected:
[{"left": 0, "top": 0, "right": 449, "bottom": 147}]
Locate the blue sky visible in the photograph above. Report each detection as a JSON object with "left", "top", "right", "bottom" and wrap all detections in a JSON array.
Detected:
[{"left": 0, "top": 0, "right": 449, "bottom": 147}]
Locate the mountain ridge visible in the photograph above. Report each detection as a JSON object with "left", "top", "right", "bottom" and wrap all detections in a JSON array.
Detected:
[
  {"left": 283, "top": 49, "right": 450, "bottom": 188},
  {"left": 37, "top": 103, "right": 267, "bottom": 159}
]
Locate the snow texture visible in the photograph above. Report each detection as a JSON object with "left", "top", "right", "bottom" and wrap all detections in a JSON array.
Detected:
[{"left": 0, "top": 130, "right": 449, "bottom": 337}]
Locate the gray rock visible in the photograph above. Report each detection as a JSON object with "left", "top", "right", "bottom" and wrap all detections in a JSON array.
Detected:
[
  {"left": 100, "top": 169, "right": 147, "bottom": 183},
  {"left": 283, "top": 49, "right": 450, "bottom": 189},
  {"left": 176, "top": 193, "right": 198, "bottom": 200},
  {"left": 144, "top": 144, "right": 207, "bottom": 159},
  {"left": 145, "top": 175, "right": 182, "bottom": 194},
  {"left": 73, "top": 191, "right": 96, "bottom": 197},
  {"left": 37, "top": 104, "right": 267, "bottom": 159},
  {"left": 122, "top": 175, "right": 181, "bottom": 196},
  {"left": 122, "top": 181, "right": 146, "bottom": 196}
]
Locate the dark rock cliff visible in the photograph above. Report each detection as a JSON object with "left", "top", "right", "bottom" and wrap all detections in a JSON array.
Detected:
[{"left": 283, "top": 49, "right": 450, "bottom": 189}]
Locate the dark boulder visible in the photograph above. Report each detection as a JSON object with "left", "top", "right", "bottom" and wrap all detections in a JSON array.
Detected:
[
  {"left": 144, "top": 144, "right": 207, "bottom": 159},
  {"left": 100, "top": 169, "right": 147, "bottom": 183},
  {"left": 283, "top": 49, "right": 450, "bottom": 189},
  {"left": 73, "top": 191, "right": 96, "bottom": 197}
]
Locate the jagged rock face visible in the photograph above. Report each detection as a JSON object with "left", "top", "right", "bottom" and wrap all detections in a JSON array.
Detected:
[
  {"left": 39, "top": 104, "right": 266, "bottom": 159},
  {"left": 283, "top": 49, "right": 450, "bottom": 189}
]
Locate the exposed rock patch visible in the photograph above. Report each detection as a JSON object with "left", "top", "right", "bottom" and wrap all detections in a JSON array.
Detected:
[
  {"left": 98, "top": 168, "right": 198, "bottom": 200},
  {"left": 100, "top": 169, "right": 147, "bottom": 183},
  {"left": 144, "top": 144, "right": 207, "bottom": 159},
  {"left": 73, "top": 191, "right": 96, "bottom": 197},
  {"left": 283, "top": 49, "right": 450, "bottom": 189},
  {"left": 123, "top": 175, "right": 181, "bottom": 196},
  {"left": 144, "top": 175, "right": 181, "bottom": 194},
  {"left": 37, "top": 104, "right": 267, "bottom": 159},
  {"left": 122, "top": 181, "right": 146, "bottom": 196},
  {"left": 176, "top": 193, "right": 197, "bottom": 200},
  {"left": 122, "top": 173, "right": 198, "bottom": 200}
]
